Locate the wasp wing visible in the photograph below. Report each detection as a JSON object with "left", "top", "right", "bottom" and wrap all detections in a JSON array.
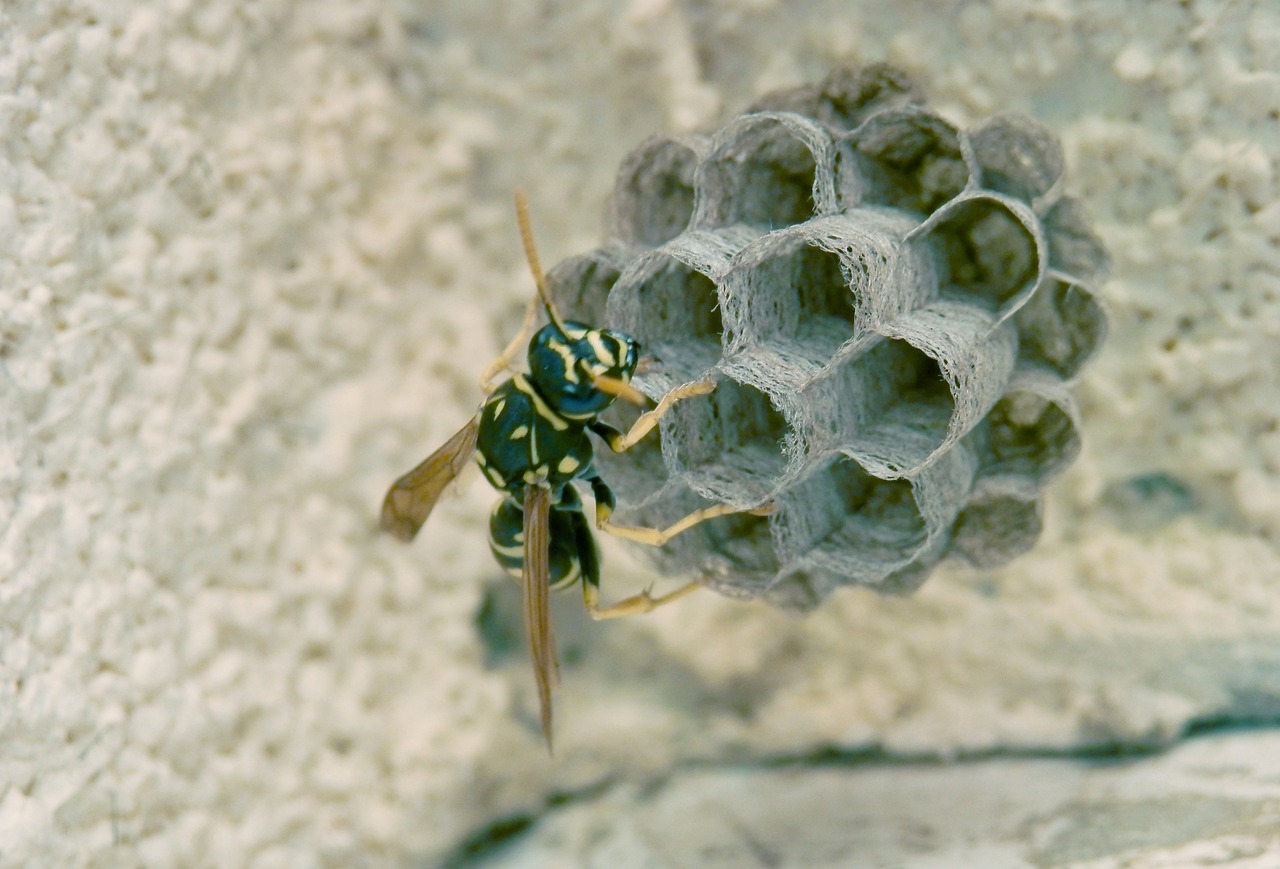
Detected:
[
  {"left": 380, "top": 416, "right": 480, "bottom": 542},
  {"left": 523, "top": 484, "right": 560, "bottom": 751}
]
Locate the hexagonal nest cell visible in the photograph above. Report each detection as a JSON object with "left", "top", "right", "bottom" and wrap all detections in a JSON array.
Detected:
[{"left": 551, "top": 64, "right": 1107, "bottom": 610}]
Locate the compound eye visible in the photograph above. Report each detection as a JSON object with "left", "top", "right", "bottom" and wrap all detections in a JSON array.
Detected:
[
  {"left": 615, "top": 340, "right": 639, "bottom": 377},
  {"left": 606, "top": 331, "right": 636, "bottom": 370}
]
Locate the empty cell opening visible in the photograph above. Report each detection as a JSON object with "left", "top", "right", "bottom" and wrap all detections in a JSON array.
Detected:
[
  {"left": 986, "top": 391, "right": 1078, "bottom": 482},
  {"left": 793, "top": 457, "right": 927, "bottom": 574},
  {"left": 878, "top": 338, "right": 953, "bottom": 418},
  {"left": 618, "top": 258, "right": 723, "bottom": 384},
  {"left": 597, "top": 398, "right": 667, "bottom": 504},
  {"left": 614, "top": 138, "right": 699, "bottom": 246},
  {"left": 817, "top": 64, "right": 923, "bottom": 132},
  {"left": 795, "top": 246, "right": 858, "bottom": 332},
  {"left": 673, "top": 379, "right": 790, "bottom": 501},
  {"left": 855, "top": 111, "right": 968, "bottom": 213},
  {"left": 951, "top": 494, "right": 1043, "bottom": 569},
  {"left": 933, "top": 199, "right": 1038, "bottom": 310},
  {"left": 630, "top": 259, "right": 723, "bottom": 346},
  {"left": 630, "top": 486, "right": 780, "bottom": 599},
  {"left": 830, "top": 458, "right": 925, "bottom": 541},
  {"left": 698, "top": 511, "right": 779, "bottom": 583},
  {"left": 971, "top": 117, "right": 1063, "bottom": 204},
  {"left": 703, "top": 124, "right": 820, "bottom": 229},
  {"left": 748, "top": 240, "right": 858, "bottom": 360},
  {"left": 1044, "top": 197, "right": 1108, "bottom": 285},
  {"left": 842, "top": 338, "right": 955, "bottom": 477},
  {"left": 548, "top": 253, "right": 622, "bottom": 327},
  {"left": 807, "top": 336, "right": 934, "bottom": 445},
  {"left": 1014, "top": 279, "right": 1106, "bottom": 379}
]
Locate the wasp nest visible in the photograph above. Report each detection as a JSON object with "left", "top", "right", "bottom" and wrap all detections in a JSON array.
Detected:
[{"left": 550, "top": 65, "right": 1107, "bottom": 610}]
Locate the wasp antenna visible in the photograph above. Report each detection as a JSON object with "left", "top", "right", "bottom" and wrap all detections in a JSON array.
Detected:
[
  {"left": 515, "top": 188, "right": 568, "bottom": 336},
  {"left": 590, "top": 373, "right": 649, "bottom": 406}
]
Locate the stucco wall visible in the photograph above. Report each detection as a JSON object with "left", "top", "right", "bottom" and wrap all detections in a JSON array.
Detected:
[{"left": 1, "top": 1, "right": 1277, "bottom": 865}]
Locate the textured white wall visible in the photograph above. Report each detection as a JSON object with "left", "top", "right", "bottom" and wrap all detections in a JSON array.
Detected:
[{"left": 1, "top": 0, "right": 1277, "bottom": 866}]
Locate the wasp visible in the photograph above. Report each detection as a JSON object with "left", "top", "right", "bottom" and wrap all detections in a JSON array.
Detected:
[{"left": 381, "top": 191, "right": 763, "bottom": 750}]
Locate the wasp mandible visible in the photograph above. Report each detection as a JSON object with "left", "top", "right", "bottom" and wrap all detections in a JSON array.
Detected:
[{"left": 381, "top": 191, "right": 763, "bottom": 750}]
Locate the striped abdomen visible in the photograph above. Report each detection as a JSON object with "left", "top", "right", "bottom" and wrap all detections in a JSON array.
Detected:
[{"left": 488, "top": 496, "right": 600, "bottom": 592}]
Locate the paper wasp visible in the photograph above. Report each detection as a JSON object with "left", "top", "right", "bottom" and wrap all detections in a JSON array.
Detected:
[{"left": 381, "top": 191, "right": 764, "bottom": 750}]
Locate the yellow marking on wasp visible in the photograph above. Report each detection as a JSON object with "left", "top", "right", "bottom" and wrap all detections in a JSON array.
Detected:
[
  {"left": 514, "top": 532, "right": 524, "bottom": 542},
  {"left": 548, "top": 339, "right": 579, "bottom": 383},
  {"left": 510, "top": 425, "right": 529, "bottom": 440},
  {"left": 530, "top": 425, "right": 540, "bottom": 464},
  {"left": 475, "top": 450, "right": 487, "bottom": 465},
  {"left": 492, "top": 398, "right": 506, "bottom": 418},
  {"left": 558, "top": 455, "right": 580, "bottom": 474},
  {"left": 550, "top": 558, "right": 581, "bottom": 591},
  {"left": 536, "top": 464, "right": 549, "bottom": 477},
  {"left": 490, "top": 541, "right": 524, "bottom": 557},
  {"left": 513, "top": 374, "right": 568, "bottom": 431},
  {"left": 484, "top": 466, "right": 506, "bottom": 487},
  {"left": 586, "top": 332, "right": 615, "bottom": 367},
  {"left": 566, "top": 326, "right": 587, "bottom": 339}
]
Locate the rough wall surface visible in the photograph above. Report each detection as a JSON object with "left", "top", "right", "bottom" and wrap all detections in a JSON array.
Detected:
[{"left": 0, "top": 1, "right": 1277, "bottom": 866}]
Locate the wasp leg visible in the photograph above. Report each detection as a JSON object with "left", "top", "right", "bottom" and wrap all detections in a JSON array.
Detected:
[
  {"left": 566, "top": 502, "right": 603, "bottom": 594},
  {"left": 587, "top": 420, "right": 625, "bottom": 455},
  {"left": 572, "top": 497, "right": 692, "bottom": 620},
  {"left": 478, "top": 291, "right": 541, "bottom": 392},
  {"left": 579, "top": 462, "right": 618, "bottom": 528},
  {"left": 599, "top": 501, "right": 774, "bottom": 546},
  {"left": 583, "top": 577, "right": 701, "bottom": 620},
  {"left": 610, "top": 378, "right": 716, "bottom": 453}
]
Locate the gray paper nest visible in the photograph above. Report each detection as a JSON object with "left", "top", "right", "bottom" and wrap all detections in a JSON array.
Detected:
[{"left": 549, "top": 65, "right": 1108, "bottom": 611}]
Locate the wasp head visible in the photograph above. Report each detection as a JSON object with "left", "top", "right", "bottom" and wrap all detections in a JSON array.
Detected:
[{"left": 528, "top": 321, "right": 640, "bottom": 417}]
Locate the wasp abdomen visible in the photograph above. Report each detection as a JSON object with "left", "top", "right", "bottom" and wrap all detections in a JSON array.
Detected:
[{"left": 489, "top": 496, "right": 600, "bottom": 592}]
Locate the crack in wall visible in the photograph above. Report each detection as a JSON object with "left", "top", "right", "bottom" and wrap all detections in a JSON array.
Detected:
[{"left": 439, "top": 715, "right": 1280, "bottom": 867}]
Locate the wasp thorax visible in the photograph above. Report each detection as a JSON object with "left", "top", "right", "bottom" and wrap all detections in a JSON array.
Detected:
[{"left": 527, "top": 322, "right": 639, "bottom": 417}]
